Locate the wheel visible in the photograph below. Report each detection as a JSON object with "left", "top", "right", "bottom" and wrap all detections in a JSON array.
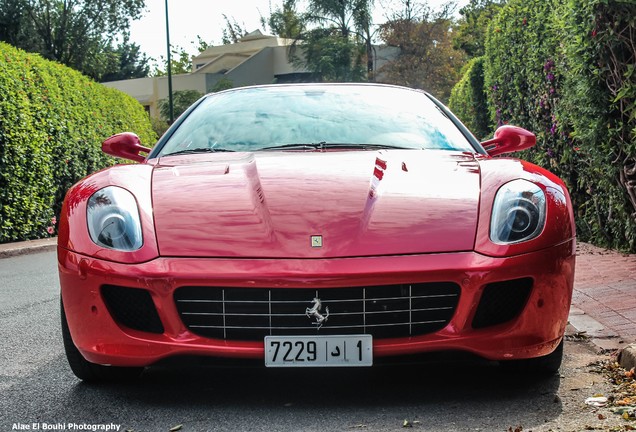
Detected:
[
  {"left": 499, "top": 339, "right": 564, "bottom": 375},
  {"left": 61, "top": 297, "right": 143, "bottom": 382}
]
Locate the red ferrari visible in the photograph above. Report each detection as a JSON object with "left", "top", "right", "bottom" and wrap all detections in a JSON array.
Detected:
[{"left": 58, "top": 84, "right": 575, "bottom": 381}]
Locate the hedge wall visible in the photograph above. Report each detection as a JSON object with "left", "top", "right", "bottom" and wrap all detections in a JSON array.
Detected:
[
  {"left": 450, "top": 0, "right": 636, "bottom": 252},
  {"left": 0, "top": 42, "right": 156, "bottom": 243},
  {"left": 448, "top": 57, "right": 492, "bottom": 141},
  {"left": 557, "top": 0, "right": 636, "bottom": 252}
]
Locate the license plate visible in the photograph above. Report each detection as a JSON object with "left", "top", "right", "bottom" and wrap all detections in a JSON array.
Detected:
[{"left": 265, "top": 335, "right": 373, "bottom": 367}]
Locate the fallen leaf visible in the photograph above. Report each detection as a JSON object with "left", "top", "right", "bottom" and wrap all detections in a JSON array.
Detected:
[
  {"left": 598, "top": 414, "right": 606, "bottom": 420},
  {"left": 169, "top": 426, "right": 182, "bottom": 432}
]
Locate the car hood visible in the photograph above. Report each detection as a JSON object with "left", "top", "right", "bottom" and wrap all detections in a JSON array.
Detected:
[{"left": 151, "top": 150, "right": 481, "bottom": 258}]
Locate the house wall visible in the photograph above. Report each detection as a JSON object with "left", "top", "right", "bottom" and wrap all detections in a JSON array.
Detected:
[
  {"left": 196, "top": 53, "right": 251, "bottom": 73},
  {"left": 273, "top": 46, "right": 303, "bottom": 75},
  {"left": 103, "top": 74, "right": 208, "bottom": 118},
  {"left": 195, "top": 35, "right": 293, "bottom": 60},
  {"left": 156, "top": 73, "right": 207, "bottom": 99},
  {"left": 226, "top": 47, "right": 275, "bottom": 86}
]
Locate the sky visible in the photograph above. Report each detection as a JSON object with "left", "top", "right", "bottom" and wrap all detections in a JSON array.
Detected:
[
  {"left": 129, "top": 0, "right": 277, "bottom": 62},
  {"left": 129, "top": 0, "right": 468, "bottom": 64}
]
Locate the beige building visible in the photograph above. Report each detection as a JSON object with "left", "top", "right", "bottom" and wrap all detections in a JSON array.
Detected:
[
  {"left": 103, "top": 30, "right": 399, "bottom": 118},
  {"left": 103, "top": 30, "right": 310, "bottom": 118}
]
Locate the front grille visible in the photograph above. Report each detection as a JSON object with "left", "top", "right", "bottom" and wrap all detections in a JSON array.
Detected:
[
  {"left": 174, "top": 283, "right": 460, "bottom": 341},
  {"left": 101, "top": 285, "right": 164, "bottom": 334}
]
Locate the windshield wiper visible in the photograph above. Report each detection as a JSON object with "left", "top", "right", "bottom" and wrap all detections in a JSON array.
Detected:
[
  {"left": 164, "top": 147, "right": 235, "bottom": 156},
  {"left": 319, "top": 143, "right": 419, "bottom": 150},
  {"left": 259, "top": 142, "right": 418, "bottom": 151},
  {"left": 258, "top": 143, "right": 320, "bottom": 151}
]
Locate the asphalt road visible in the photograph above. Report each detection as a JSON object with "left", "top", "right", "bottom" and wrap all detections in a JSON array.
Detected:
[{"left": 0, "top": 251, "right": 630, "bottom": 432}]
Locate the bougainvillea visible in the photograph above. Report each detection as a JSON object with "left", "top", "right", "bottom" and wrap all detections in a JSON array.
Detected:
[{"left": 558, "top": 0, "right": 636, "bottom": 251}]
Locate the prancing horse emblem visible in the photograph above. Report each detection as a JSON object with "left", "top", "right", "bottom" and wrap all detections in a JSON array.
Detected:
[{"left": 306, "top": 298, "right": 329, "bottom": 329}]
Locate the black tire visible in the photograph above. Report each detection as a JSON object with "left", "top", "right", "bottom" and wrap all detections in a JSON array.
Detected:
[
  {"left": 499, "top": 339, "right": 564, "bottom": 376},
  {"left": 61, "top": 297, "right": 143, "bottom": 382}
]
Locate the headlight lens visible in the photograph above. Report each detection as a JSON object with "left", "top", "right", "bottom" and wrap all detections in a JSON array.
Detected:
[
  {"left": 87, "top": 186, "right": 143, "bottom": 251},
  {"left": 490, "top": 179, "right": 546, "bottom": 244}
]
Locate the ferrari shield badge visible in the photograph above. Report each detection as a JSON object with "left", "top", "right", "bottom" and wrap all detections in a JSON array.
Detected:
[{"left": 310, "top": 235, "right": 323, "bottom": 248}]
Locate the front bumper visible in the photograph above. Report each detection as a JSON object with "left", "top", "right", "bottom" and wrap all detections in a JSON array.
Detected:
[{"left": 58, "top": 241, "right": 575, "bottom": 367}]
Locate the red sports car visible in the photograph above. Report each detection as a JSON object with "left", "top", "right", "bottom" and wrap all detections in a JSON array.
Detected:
[{"left": 58, "top": 84, "right": 575, "bottom": 381}]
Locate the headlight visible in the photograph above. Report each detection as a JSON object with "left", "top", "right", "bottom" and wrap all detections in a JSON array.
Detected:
[
  {"left": 490, "top": 179, "right": 546, "bottom": 244},
  {"left": 87, "top": 186, "right": 143, "bottom": 251}
]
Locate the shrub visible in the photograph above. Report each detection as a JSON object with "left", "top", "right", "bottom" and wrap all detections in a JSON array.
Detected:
[
  {"left": 159, "top": 89, "right": 203, "bottom": 122},
  {"left": 0, "top": 42, "right": 156, "bottom": 243},
  {"left": 558, "top": 0, "right": 636, "bottom": 251},
  {"left": 456, "top": 0, "right": 636, "bottom": 251},
  {"left": 448, "top": 57, "right": 493, "bottom": 141}
]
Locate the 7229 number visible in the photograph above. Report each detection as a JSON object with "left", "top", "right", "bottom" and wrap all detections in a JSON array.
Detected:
[{"left": 270, "top": 340, "right": 317, "bottom": 362}]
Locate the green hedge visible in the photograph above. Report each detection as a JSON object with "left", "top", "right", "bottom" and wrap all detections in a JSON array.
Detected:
[
  {"left": 557, "top": 0, "right": 636, "bottom": 252},
  {"left": 450, "top": 0, "right": 635, "bottom": 252},
  {"left": 448, "top": 57, "right": 492, "bottom": 141},
  {"left": 0, "top": 42, "right": 156, "bottom": 243}
]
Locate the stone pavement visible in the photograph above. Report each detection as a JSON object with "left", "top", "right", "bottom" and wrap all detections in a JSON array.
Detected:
[{"left": 569, "top": 242, "right": 636, "bottom": 347}]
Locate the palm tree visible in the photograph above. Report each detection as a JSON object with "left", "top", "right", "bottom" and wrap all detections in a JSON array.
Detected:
[{"left": 290, "top": 0, "right": 375, "bottom": 82}]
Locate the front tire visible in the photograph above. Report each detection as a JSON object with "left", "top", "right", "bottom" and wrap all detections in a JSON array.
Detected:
[
  {"left": 499, "top": 339, "right": 564, "bottom": 375},
  {"left": 61, "top": 297, "right": 143, "bottom": 382}
]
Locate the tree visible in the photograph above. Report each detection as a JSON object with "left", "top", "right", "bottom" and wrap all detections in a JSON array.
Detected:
[
  {"left": 289, "top": 0, "right": 375, "bottom": 82},
  {"left": 153, "top": 45, "right": 193, "bottom": 76},
  {"left": 0, "top": 0, "right": 35, "bottom": 48},
  {"left": 221, "top": 14, "right": 248, "bottom": 45},
  {"left": 211, "top": 78, "right": 234, "bottom": 93},
  {"left": 379, "top": 1, "right": 466, "bottom": 101},
  {"left": 100, "top": 32, "right": 150, "bottom": 82},
  {"left": 0, "top": 0, "right": 146, "bottom": 81},
  {"left": 453, "top": 0, "right": 506, "bottom": 59},
  {"left": 264, "top": 0, "right": 305, "bottom": 39},
  {"left": 295, "top": 27, "right": 365, "bottom": 82},
  {"left": 159, "top": 90, "right": 203, "bottom": 121}
]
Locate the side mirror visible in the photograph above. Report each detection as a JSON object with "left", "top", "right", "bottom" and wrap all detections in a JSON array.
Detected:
[
  {"left": 481, "top": 125, "right": 536, "bottom": 156},
  {"left": 102, "top": 132, "right": 151, "bottom": 163}
]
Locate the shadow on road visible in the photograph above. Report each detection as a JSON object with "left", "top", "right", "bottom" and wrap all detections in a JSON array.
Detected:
[
  {"left": 73, "top": 353, "right": 561, "bottom": 408},
  {"left": 3, "top": 353, "right": 563, "bottom": 431}
]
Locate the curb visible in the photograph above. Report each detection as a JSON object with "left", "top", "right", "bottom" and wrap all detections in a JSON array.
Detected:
[
  {"left": 568, "top": 308, "right": 636, "bottom": 371},
  {"left": 618, "top": 344, "right": 636, "bottom": 371},
  {"left": 0, "top": 237, "right": 57, "bottom": 259}
]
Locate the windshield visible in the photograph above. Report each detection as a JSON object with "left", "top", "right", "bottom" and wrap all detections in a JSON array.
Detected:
[{"left": 156, "top": 85, "right": 476, "bottom": 156}]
